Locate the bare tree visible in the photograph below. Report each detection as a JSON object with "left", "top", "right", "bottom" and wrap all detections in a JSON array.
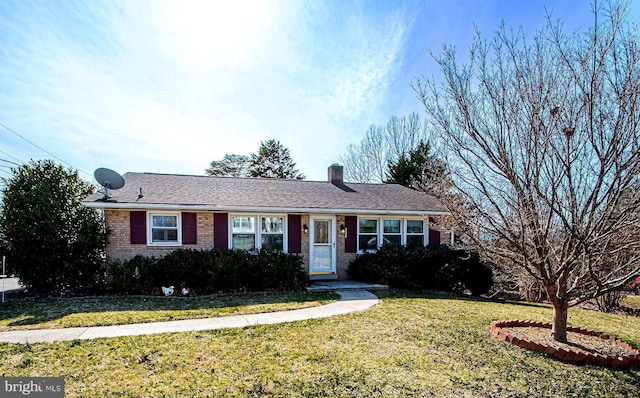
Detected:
[
  {"left": 385, "top": 113, "right": 425, "bottom": 158},
  {"left": 339, "top": 113, "right": 427, "bottom": 183},
  {"left": 413, "top": 0, "right": 640, "bottom": 341},
  {"left": 339, "top": 125, "right": 387, "bottom": 183},
  {"left": 205, "top": 154, "right": 250, "bottom": 177},
  {"left": 340, "top": 142, "right": 378, "bottom": 183}
]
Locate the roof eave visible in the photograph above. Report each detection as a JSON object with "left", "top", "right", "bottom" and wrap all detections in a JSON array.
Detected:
[{"left": 83, "top": 201, "right": 450, "bottom": 216}]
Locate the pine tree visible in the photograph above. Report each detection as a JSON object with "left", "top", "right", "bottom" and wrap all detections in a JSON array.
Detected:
[
  {"left": 249, "top": 139, "right": 306, "bottom": 179},
  {"left": 386, "top": 141, "right": 445, "bottom": 192}
]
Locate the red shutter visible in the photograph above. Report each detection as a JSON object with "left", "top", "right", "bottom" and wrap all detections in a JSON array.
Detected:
[
  {"left": 345, "top": 216, "right": 357, "bottom": 253},
  {"left": 428, "top": 228, "right": 441, "bottom": 246},
  {"left": 182, "top": 212, "right": 197, "bottom": 244},
  {"left": 214, "top": 213, "right": 228, "bottom": 249},
  {"left": 130, "top": 211, "right": 146, "bottom": 244},
  {"left": 287, "top": 214, "right": 301, "bottom": 253}
]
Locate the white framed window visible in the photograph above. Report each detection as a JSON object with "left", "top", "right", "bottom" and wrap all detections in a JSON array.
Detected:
[
  {"left": 382, "top": 219, "right": 402, "bottom": 246},
  {"left": 231, "top": 215, "right": 256, "bottom": 250},
  {"left": 261, "top": 216, "right": 285, "bottom": 251},
  {"left": 406, "top": 219, "right": 426, "bottom": 247},
  {"left": 358, "top": 218, "right": 378, "bottom": 252},
  {"left": 357, "top": 217, "right": 428, "bottom": 253},
  {"left": 230, "top": 214, "right": 287, "bottom": 251},
  {"left": 148, "top": 212, "right": 181, "bottom": 246}
]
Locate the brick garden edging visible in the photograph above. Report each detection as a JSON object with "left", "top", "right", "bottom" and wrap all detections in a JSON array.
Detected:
[{"left": 489, "top": 320, "right": 640, "bottom": 368}]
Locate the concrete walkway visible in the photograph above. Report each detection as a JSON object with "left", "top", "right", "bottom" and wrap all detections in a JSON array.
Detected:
[{"left": 0, "top": 290, "right": 378, "bottom": 344}]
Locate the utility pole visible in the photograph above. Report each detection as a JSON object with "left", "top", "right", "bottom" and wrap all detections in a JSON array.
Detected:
[{"left": 1, "top": 256, "right": 6, "bottom": 303}]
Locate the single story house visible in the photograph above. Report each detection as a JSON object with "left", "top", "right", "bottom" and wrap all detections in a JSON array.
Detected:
[{"left": 84, "top": 165, "right": 451, "bottom": 280}]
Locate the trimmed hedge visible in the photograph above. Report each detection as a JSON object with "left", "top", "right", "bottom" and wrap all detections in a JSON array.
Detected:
[
  {"left": 348, "top": 244, "right": 493, "bottom": 295},
  {"left": 106, "top": 248, "right": 307, "bottom": 295}
]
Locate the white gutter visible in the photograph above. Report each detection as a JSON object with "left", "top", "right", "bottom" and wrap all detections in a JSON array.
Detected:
[{"left": 83, "top": 201, "right": 451, "bottom": 216}]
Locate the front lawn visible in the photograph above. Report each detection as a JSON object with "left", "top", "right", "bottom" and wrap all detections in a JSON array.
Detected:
[
  {"left": 623, "top": 294, "right": 640, "bottom": 309},
  {"left": 0, "top": 292, "right": 337, "bottom": 331},
  {"left": 1, "top": 293, "right": 638, "bottom": 397}
]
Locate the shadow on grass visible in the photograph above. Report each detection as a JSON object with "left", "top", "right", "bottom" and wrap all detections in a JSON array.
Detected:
[{"left": 0, "top": 292, "right": 337, "bottom": 327}]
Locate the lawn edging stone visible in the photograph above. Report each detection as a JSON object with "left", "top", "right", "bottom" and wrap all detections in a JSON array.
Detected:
[{"left": 489, "top": 320, "right": 640, "bottom": 368}]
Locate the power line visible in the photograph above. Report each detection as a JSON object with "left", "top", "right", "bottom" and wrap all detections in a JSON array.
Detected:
[
  {"left": 0, "top": 150, "right": 24, "bottom": 165},
  {"left": 0, "top": 122, "right": 73, "bottom": 166},
  {"left": 0, "top": 158, "right": 21, "bottom": 167},
  {"left": 0, "top": 122, "right": 94, "bottom": 180}
]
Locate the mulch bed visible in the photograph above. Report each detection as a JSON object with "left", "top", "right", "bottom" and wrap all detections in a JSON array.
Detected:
[{"left": 490, "top": 320, "right": 640, "bottom": 368}]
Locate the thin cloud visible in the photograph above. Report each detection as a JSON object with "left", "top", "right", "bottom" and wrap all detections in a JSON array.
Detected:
[
  {"left": 1, "top": 0, "right": 626, "bottom": 181},
  {"left": 0, "top": 0, "right": 413, "bottom": 179}
]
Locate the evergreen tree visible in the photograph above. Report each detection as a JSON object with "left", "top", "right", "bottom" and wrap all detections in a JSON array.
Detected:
[
  {"left": 0, "top": 159, "right": 110, "bottom": 295},
  {"left": 249, "top": 139, "right": 306, "bottom": 179},
  {"left": 386, "top": 141, "right": 446, "bottom": 192}
]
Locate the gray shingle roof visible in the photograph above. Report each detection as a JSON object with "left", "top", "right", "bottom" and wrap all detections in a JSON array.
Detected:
[{"left": 85, "top": 172, "right": 447, "bottom": 215}]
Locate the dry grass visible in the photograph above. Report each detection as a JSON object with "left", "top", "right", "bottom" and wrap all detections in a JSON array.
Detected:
[
  {"left": 623, "top": 294, "right": 640, "bottom": 309},
  {"left": 1, "top": 293, "right": 639, "bottom": 397}
]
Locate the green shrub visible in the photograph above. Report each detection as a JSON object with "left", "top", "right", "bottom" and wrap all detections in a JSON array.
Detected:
[
  {"left": 106, "top": 248, "right": 306, "bottom": 295},
  {"left": 0, "top": 160, "right": 110, "bottom": 296},
  {"left": 159, "top": 249, "right": 214, "bottom": 291},
  {"left": 348, "top": 245, "right": 493, "bottom": 295},
  {"left": 246, "top": 249, "right": 307, "bottom": 291},
  {"left": 450, "top": 248, "right": 494, "bottom": 295},
  {"left": 106, "top": 255, "right": 159, "bottom": 294}
]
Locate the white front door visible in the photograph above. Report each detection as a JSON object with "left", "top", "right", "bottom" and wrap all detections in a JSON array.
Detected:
[{"left": 309, "top": 216, "right": 337, "bottom": 276}]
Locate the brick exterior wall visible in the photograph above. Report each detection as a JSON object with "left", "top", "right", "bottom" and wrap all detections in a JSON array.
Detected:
[
  {"left": 104, "top": 210, "right": 309, "bottom": 266},
  {"left": 196, "top": 212, "right": 215, "bottom": 249},
  {"left": 104, "top": 210, "right": 214, "bottom": 261},
  {"left": 103, "top": 210, "right": 425, "bottom": 280}
]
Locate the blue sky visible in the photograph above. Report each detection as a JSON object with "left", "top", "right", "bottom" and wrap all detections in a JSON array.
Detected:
[{"left": 1, "top": 0, "right": 638, "bottom": 183}]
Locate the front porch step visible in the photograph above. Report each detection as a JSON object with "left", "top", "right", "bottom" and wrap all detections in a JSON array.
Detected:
[{"left": 306, "top": 280, "right": 389, "bottom": 293}]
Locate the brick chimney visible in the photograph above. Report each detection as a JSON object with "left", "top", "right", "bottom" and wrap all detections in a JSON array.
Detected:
[{"left": 328, "top": 164, "right": 344, "bottom": 185}]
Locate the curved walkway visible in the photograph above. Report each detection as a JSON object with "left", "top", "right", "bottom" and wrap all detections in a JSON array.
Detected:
[{"left": 0, "top": 290, "right": 378, "bottom": 344}]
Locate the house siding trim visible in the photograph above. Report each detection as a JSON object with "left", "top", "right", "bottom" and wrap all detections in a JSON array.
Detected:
[{"left": 84, "top": 202, "right": 450, "bottom": 216}]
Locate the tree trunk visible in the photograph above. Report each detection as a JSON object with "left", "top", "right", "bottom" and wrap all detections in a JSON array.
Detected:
[{"left": 551, "top": 302, "right": 568, "bottom": 342}]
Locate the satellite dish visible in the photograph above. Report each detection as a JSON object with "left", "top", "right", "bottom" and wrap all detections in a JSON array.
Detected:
[{"left": 94, "top": 168, "right": 125, "bottom": 201}]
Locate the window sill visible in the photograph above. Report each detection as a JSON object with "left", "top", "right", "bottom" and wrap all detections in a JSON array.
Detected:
[{"left": 147, "top": 242, "right": 182, "bottom": 247}]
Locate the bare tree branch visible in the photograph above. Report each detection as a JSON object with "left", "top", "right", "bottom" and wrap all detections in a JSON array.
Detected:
[
  {"left": 339, "top": 113, "right": 428, "bottom": 183},
  {"left": 413, "top": 0, "right": 640, "bottom": 341}
]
